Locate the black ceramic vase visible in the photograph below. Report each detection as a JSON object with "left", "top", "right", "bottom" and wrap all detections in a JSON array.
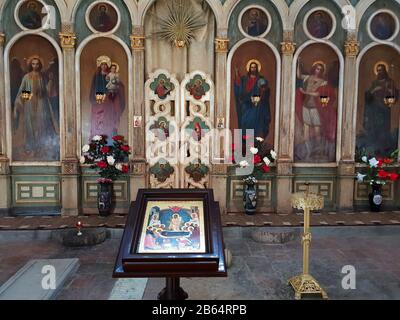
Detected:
[
  {"left": 369, "top": 183, "right": 383, "bottom": 212},
  {"left": 243, "top": 182, "right": 257, "bottom": 215},
  {"left": 98, "top": 183, "right": 113, "bottom": 216}
]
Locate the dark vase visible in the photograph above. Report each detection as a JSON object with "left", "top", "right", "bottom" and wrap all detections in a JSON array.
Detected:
[
  {"left": 98, "top": 182, "right": 113, "bottom": 216},
  {"left": 243, "top": 182, "right": 257, "bottom": 215},
  {"left": 369, "top": 183, "right": 383, "bottom": 212}
]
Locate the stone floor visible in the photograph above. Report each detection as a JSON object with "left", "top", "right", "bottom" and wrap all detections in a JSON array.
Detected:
[{"left": 1, "top": 226, "right": 400, "bottom": 300}]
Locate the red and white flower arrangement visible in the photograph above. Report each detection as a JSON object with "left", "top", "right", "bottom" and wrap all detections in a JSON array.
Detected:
[
  {"left": 81, "top": 135, "right": 131, "bottom": 183},
  {"left": 356, "top": 150, "right": 399, "bottom": 186},
  {"left": 232, "top": 135, "right": 276, "bottom": 183}
]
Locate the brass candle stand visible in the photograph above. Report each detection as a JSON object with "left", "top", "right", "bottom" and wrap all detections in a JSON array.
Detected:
[{"left": 288, "top": 188, "right": 328, "bottom": 300}]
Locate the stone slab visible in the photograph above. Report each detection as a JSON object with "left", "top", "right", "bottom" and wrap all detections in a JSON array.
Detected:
[
  {"left": 0, "top": 259, "right": 79, "bottom": 300},
  {"left": 108, "top": 278, "right": 148, "bottom": 300}
]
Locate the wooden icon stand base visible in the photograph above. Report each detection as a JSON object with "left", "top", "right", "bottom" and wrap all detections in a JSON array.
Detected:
[{"left": 158, "top": 277, "right": 188, "bottom": 300}]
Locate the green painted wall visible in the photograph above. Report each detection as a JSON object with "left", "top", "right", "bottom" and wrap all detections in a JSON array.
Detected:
[
  {"left": 2, "top": 0, "right": 61, "bottom": 43},
  {"left": 294, "top": 0, "right": 346, "bottom": 48},
  {"left": 228, "top": 0, "right": 283, "bottom": 48},
  {"left": 74, "top": 0, "right": 132, "bottom": 46},
  {"left": 358, "top": 0, "right": 400, "bottom": 50}
]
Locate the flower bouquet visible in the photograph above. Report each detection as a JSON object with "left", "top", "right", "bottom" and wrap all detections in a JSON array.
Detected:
[
  {"left": 81, "top": 135, "right": 131, "bottom": 215},
  {"left": 232, "top": 135, "right": 277, "bottom": 215},
  {"left": 356, "top": 150, "right": 399, "bottom": 211}
]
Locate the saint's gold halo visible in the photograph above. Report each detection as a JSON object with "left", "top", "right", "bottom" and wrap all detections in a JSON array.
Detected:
[
  {"left": 96, "top": 55, "right": 111, "bottom": 68},
  {"left": 110, "top": 62, "right": 119, "bottom": 72},
  {"left": 246, "top": 59, "right": 262, "bottom": 72},
  {"left": 26, "top": 55, "right": 44, "bottom": 68},
  {"left": 98, "top": 3, "right": 108, "bottom": 12},
  {"left": 312, "top": 60, "right": 327, "bottom": 74},
  {"left": 374, "top": 61, "right": 390, "bottom": 75},
  {"left": 27, "top": 1, "right": 38, "bottom": 11}
]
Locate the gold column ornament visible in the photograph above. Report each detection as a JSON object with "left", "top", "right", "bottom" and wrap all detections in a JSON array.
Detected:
[
  {"left": 59, "top": 32, "right": 76, "bottom": 49},
  {"left": 130, "top": 35, "right": 145, "bottom": 50},
  {"left": 344, "top": 39, "right": 359, "bottom": 57},
  {"left": 281, "top": 41, "right": 296, "bottom": 55},
  {"left": 288, "top": 188, "right": 328, "bottom": 300},
  {"left": 0, "top": 33, "right": 5, "bottom": 47},
  {"left": 215, "top": 38, "right": 229, "bottom": 53}
]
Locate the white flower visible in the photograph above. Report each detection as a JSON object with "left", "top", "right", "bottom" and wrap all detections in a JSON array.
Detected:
[
  {"left": 239, "top": 160, "right": 249, "bottom": 168},
  {"left": 250, "top": 147, "right": 258, "bottom": 154},
  {"left": 361, "top": 156, "right": 368, "bottom": 163},
  {"left": 107, "top": 156, "right": 115, "bottom": 165},
  {"left": 82, "top": 144, "right": 90, "bottom": 153},
  {"left": 270, "top": 150, "right": 277, "bottom": 160},
  {"left": 369, "top": 157, "right": 379, "bottom": 168},
  {"left": 356, "top": 172, "right": 366, "bottom": 182},
  {"left": 80, "top": 156, "right": 86, "bottom": 164},
  {"left": 256, "top": 137, "right": 264, "bottom": 142},
  {"left": 93, "top": 135, "right": 102, "bottom": 141},
  {"left": 115, "top": 163, "right": 123, "bottom": 171},
  {"left": 263, "top": 157, "right": 271, "bottom": 166}
]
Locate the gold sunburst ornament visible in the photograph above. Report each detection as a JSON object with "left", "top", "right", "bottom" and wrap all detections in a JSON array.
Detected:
[{"left": 152, "top": 0, "right": 206, "bottom": 48}]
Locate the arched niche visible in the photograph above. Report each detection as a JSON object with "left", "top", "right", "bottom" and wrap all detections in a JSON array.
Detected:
[
  {"left": 358, "top": 1, "right": 400, "bottom": 50},
  {"left": 227, "top": 0, "right": 283, "bottom": 49},
  {"left": 293, "top": 42, "right": 342, "bottom": 163},
  {"left": 293, "top": 0, "right": 345, "bottom": 48},
  {"left": 356, "top": 44, "right": 400, "bottom": 158},
  {"left": 77, "top": 36, "right": 130, "bottom": 147},
  {"left": 6, "top": 34, "right": 62, "bottom": 163},
  {"left": 227, "top": 39, "right": 280, "bottom": 148},
  {"left": 73, "top": 0, "right": 132, "bottom": 47},
  {"left": 1, "top": 0, "right": 61, "bottom": 42},
  {"left": 143, "top": 0, "right": 216, "bottom": 81}
]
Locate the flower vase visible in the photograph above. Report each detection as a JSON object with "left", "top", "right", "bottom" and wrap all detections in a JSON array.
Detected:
[
  {"left": 369, "top": 183, "right": 383, "bottom": 212},
  {"left": 243, "top": 180, "right": 257, "bottom": 215},
  {"left": 98, "top": 182, "right": 113, "bottom": 216}
]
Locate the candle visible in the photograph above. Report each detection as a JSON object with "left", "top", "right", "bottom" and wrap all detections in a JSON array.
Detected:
[{"left": 76, "top": 221, "right": 83, "bottom": 236}]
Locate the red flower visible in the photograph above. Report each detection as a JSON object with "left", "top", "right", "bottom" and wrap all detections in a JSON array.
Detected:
[
  {"left": 253, "top": 154, "right": 262, "bottom": 164},
  {"left": 389, "top": 173, "right": 399, "bottom": 181},
  {"left": 101, "top": 146, "right": 110, "bottom": 153},
  {"left": 112, "top": 135, "right": 124, "bottom": 141},
  {"left": 121, "top": 145, "right": 130, "bottom": 152},
  {"left": 97, "top": 161, "right": 108, "bottom": 169},
  {"left": 262, "top": 164, "right": 270, "bottom": 173},
  {"left": 242, "top": 135, "right": 249, "bottom": 140},
  {"left": 383, "top": 158, "right": 394, "bottom": 165},
  {"left": 377, "top": 158, "right": 383, "bottom": 167},
  {"left": 377, "top": 170, "right": 389, "bottom": 179},
  {"left": 122, "top": 165, "right": 129, "bottom": 173}
]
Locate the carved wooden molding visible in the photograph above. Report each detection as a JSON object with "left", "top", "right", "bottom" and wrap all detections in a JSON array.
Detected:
[
  {"left": 62, "top": 159, "right": 80, "bottom": 175},
  {"left": 215, "top": 38, "right": 229, "bottom": 53},
  {"left": 131, "top": 35, "right": 145, "bottom": 50},
  {"left": 59, "top": 32, "right": 76, "bottom": 49},
  {"left": 211, "top": 164, "right": 228, "bottom": 175},
  {"left": 344, "top": 40, "right": 359, "bottom": 57},
  {"left": 281, "top": 41, "right": 296, "bottom": 55},
  {"left": 132, "top": 162, "right": 146, "bottom": 175}
]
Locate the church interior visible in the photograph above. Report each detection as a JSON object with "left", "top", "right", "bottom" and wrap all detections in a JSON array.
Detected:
[{"left": 0, "top": 0, "right": 400, "bottom": 301}]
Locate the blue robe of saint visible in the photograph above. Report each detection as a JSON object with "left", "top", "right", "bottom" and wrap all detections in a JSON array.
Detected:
[{"left": 234, "top": 74, "right": 271, "bottom": 139}]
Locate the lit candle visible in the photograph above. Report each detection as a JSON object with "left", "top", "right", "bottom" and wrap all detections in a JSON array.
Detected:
[{"left": 76, "top": 221, "right": 83, "bottom": 236}]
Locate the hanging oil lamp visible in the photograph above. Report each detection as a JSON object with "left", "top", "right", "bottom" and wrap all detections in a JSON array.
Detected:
[
  {"left": 320, "top": 95, "right": 330, "bottom": 107},
  {"left": 384, "top": 95, "right": 396, "bottom": 107},
  {"left": 95, "top": 92, "right": 106, "bottom": 104},
  {"left": 21, "top": 90, "right": 32, "bottom": 102}
]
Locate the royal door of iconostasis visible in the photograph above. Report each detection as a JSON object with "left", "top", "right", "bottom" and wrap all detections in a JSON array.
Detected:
[{"left": 144, "top": 0, "right": 216, "bottom": 189}]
